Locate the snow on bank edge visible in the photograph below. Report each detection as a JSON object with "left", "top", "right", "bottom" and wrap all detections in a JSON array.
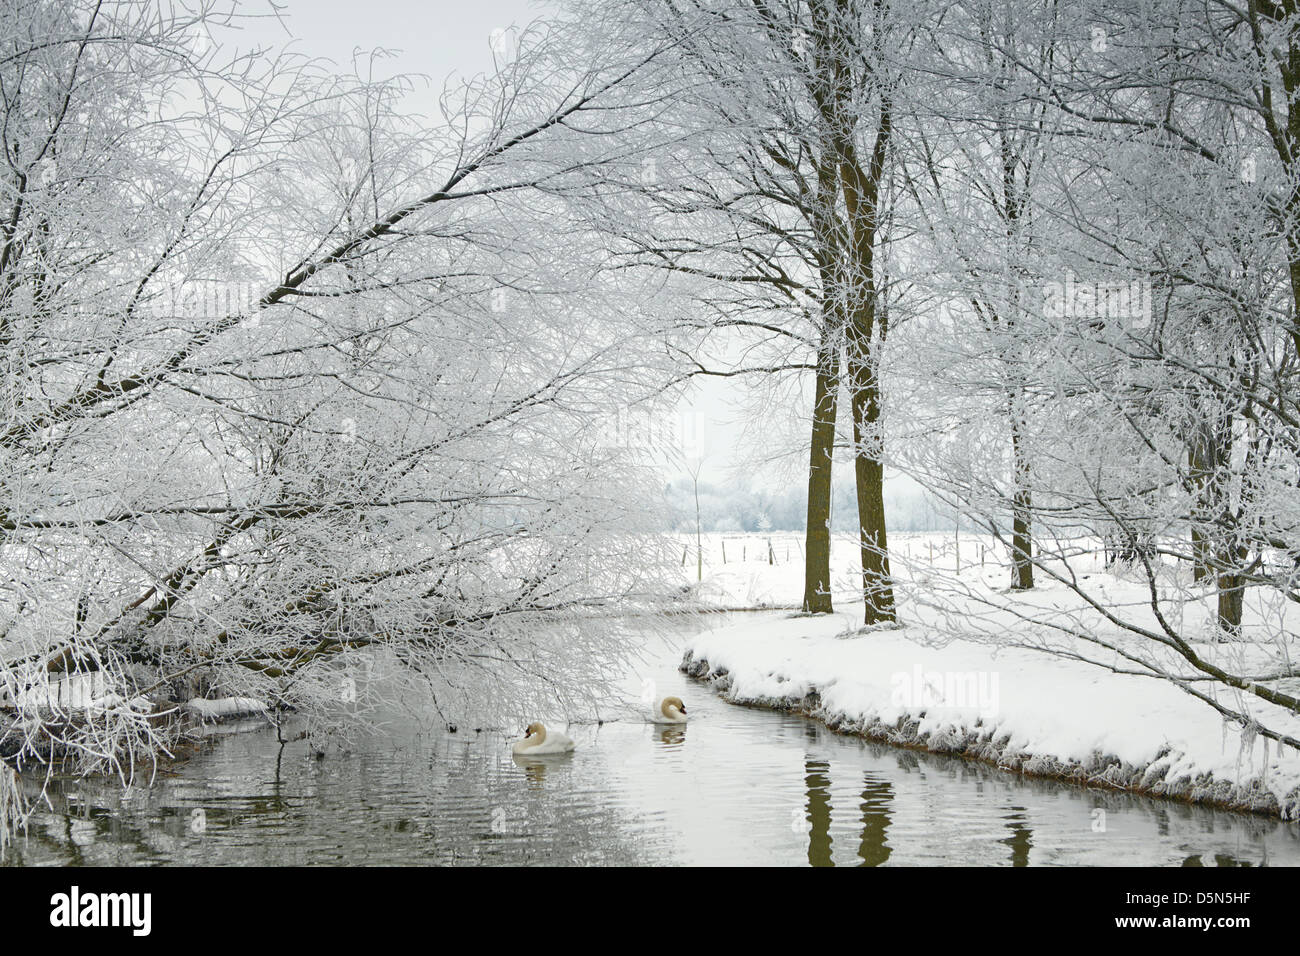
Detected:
[{"left": 680, "top": 614, "right": 1300, "bottom": 820}]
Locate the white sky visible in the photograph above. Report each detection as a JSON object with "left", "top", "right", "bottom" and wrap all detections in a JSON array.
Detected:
[{"left": 230, "top": 0, "right": 551, "bottom": 85}]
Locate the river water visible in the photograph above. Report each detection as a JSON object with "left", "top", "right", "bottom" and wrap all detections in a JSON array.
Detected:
[{"left": 5, "top": 614, "right": 1299, "bottom": 866}]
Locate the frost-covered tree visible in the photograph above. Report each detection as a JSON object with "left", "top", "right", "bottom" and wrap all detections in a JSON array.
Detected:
[
  {"left": 898, "top": 0, "right": 1300, "bottom": 750},
  {"left": 894, "top": 0, "right": 1072, "bottom": 591},
  {"left": 0, "top": 0, "right": 683, "bottom": 814},
  {"left": 585, "top": 0, "right": 918, "bottom": 622}
]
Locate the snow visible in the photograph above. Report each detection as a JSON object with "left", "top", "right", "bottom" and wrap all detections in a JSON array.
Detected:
[
  {"left": 676, "top": 530, "right": 1000, "bottom": 609},
  {"left": 0, "top": 671, "right": 269, "bottom": 723},
  {"left": 183, "top": 697, "right": 269, "bottom": 721},
  {"left": 1, "top": 671, "right": 153, "bottom": 715},
  {"left": 679, "top": 532, "right": 1300, "bottom": 819}
]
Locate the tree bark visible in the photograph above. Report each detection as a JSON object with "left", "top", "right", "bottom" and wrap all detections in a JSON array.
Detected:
[
  {"left": 1216, "top": 558, "right": 1245, "bottom": 636},
  {"left": 837, "top": 87, "right": 895, "bottom": 624},
  {"left": 846, "top": 337, "right": 895, "bottom": 624},
  {"left": 802, "top": 333, "right": 840, "bottom": 613},
  {"left": 1009, "top": 396, "right": 1033, "bottom": 590},
  {"left": 1187, "top": 418, "right": 1214, "bottom": 583}
]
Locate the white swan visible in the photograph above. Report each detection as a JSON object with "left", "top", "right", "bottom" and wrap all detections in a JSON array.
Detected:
[
  {"left": 651, "top": 695, "right": 688, "bottom": 724},
  {"left": 511, "top": 721, "right": 575, "bottom": 755}
]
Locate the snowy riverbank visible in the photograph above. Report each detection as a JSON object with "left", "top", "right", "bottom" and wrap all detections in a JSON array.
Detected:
[{"left": 681, "top": 609, "right": 1300, "bottom": 820}]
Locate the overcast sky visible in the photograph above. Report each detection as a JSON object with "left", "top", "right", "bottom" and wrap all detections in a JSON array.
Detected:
[{"left": 232, "top": 0, "right": 552, "bottom": 88}]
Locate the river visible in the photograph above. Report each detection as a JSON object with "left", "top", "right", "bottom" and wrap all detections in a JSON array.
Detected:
[{"left": 4, "top": 613, "right": 1299, "bottom": 866}]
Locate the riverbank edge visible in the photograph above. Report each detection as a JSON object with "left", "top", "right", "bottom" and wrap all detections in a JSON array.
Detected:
[{"left": 680, "top": 651, "right": 1300, "bottom": 822}]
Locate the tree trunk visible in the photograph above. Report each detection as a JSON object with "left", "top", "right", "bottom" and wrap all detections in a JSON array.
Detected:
[
  {"left": 1216, "top": 565, "right": 1245, "bottom": 636},
  {"left": 836, "top": 86, "right": 894, "bottom": 624},
  {"left": 1203, "top": 411, "right": 1243, "bottom": 634},
  {"left": 1191, "top": 524, "right": 1212, "bottom": 583},
  {"left": 1009, "top": 399, "right": 1033, "bottom": 590},
  {"left": 1187, "top": 415, "right": 1215, "bottom": 583},
  {"left": 846, "top": 339, "right": 895, "bottom": 625},
  {"left": 1216, "top": 527, "right": 1247, "bottom": 636},
  {"left": 802, "top": 333, "right": 839, "bottom": 613}
]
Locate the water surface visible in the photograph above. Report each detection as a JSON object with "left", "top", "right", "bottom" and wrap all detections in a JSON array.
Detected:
[{"left": 5, "top": 614, "right": 1298, "bottom": 866}]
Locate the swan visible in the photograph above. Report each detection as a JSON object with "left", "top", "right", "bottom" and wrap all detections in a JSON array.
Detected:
[
  {"left": 511, "top": 721, "right": 575, "bottom": 755},
  {"left": 651, "top": 695, "right": 688, "bottom": 724}
]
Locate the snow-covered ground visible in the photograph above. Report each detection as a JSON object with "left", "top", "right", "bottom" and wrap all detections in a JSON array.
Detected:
[
  {"left": 675, "top": 529, "right": 1043, "bottom": 608},
  {"left": 678, "top": 531, "right": 1300, "bottom": 819}
]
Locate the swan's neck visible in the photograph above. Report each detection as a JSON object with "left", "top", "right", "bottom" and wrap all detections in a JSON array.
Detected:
[
  {"left": 660, "top": 700, "right": 682, "bottom": 720},
  {"left": 527, "top": 725, "right": 547, "bottom": 749}
]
